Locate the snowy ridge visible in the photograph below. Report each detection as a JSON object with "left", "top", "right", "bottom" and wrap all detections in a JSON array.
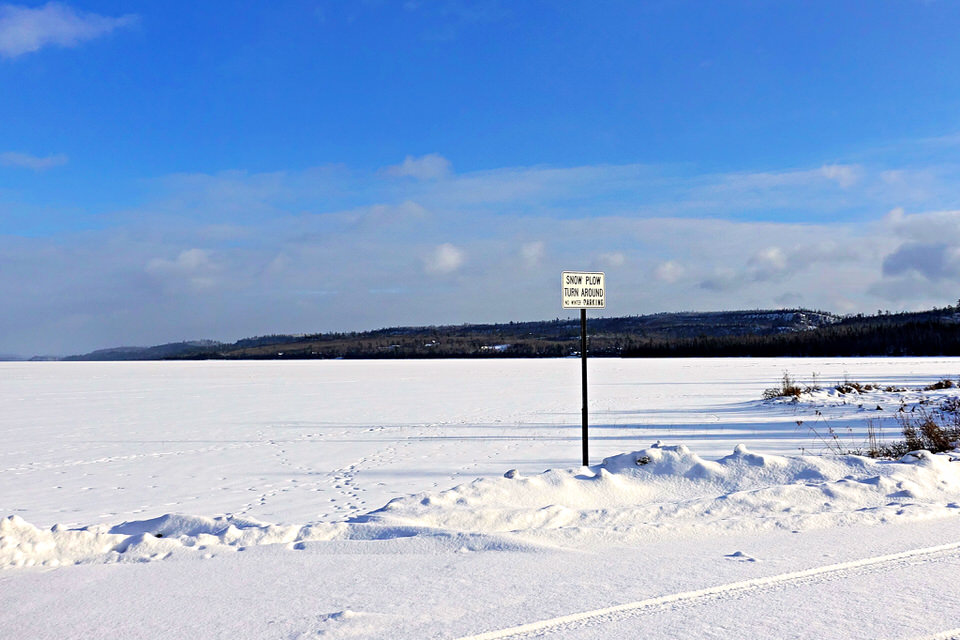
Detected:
[
  {"left": 364, "top": 443, "right": 960, "bottom": 543},
  {"left": 5, "top": 442, "right": 960, "bottom": 569},
  {"left": 0, "top": 511, "right": 550, "bottom": 569},
  {"left": 0, "top": 513, "right": 345, "bottom": 568}
]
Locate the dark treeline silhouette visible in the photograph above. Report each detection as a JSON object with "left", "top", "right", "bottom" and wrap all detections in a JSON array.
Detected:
[
  {"left": 621, "top": 313, "right": 960, "bottom": 357},
  {"left": 59, "top": 307, "right": 960, "bottom": 360},
  {"left": 206, "top": 309, "right": 837, "bottom": 360}
]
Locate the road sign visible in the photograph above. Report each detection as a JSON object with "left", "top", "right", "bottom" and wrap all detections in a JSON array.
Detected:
[
  {"left": 561, "top": 271, "right": 606, "bottom": 467},
  {"left": 562, "top": 271, "right": 605, "bottom": 309}
]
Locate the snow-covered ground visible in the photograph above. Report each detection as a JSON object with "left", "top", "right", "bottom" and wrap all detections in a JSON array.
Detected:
[{"left": 3, "top": 358, "right": 960, "bottom": 639}]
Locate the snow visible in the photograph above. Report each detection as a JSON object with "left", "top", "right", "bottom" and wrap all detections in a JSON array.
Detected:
[
  {"left": 3, "top": 358, "right": 960, "bottom": 638},
  {"left": 363, "top": 444, "right": 960, "bottom": 545}
]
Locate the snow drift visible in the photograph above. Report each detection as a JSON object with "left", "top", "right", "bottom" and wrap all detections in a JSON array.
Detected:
[
  {"left": 4, "top": 442, "right": 960, "bottom": 569},
  {"left": 363, "top": 443, "right": 960, "bottom": 543}
]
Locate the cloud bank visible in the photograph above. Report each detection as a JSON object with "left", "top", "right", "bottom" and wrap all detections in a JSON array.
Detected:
[{"left": 4, "top": 152, "right": 960, "bottom": 355}]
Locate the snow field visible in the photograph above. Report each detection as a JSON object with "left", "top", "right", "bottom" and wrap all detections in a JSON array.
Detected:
[
  {"left": 4, "top": 358, "right": 960, "bottom": 638},
  {"left": 5, "top": 357, "right": 960, "bottom": 529}
]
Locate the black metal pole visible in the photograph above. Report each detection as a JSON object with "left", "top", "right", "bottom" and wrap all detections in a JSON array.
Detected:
[{"left": 581, "top": 308, "right": 588, "bottom": 466}]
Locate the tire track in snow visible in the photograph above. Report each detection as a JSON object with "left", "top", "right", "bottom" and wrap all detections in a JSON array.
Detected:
[
  {"left": 452, "top": 541, "right": 960, "bottom": 640},
  {"left": 907, "top": 629, "right": 960, "bottom": 640}
]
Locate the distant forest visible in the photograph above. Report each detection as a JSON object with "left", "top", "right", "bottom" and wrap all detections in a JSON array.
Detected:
[
  {"left": 621, "top": 312, "right": 960, "bottom": 358},
  {"left": 60, "top": 306, "right": 960, "bottom": 361}
]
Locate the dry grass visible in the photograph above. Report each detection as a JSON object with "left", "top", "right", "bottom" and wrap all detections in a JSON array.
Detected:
[
  {"left": 763, "top": 372, "right": 820, "bottom": 400},
  {"left": 768, "top": 372, "right": 960, "bottom": 457},
  {"left": 834, "top": 377, "right": 878, "bottom": 394},
  {"left": 764, "top": 371, "right": 904, "bottom": 398},
  {"left": 923, "top": 378, "right": 957, "bottom": 391},
  {"left": 864, "top": 405, "right": 960, "bottom": 458}
]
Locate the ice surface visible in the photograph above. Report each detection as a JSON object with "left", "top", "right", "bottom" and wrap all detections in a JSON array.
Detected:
[
  {"left": 4, "top": 357, "right": 960, "bottom": 529},
  {"left": 3, "top": 359, "right": 960, "bottom": 638}
]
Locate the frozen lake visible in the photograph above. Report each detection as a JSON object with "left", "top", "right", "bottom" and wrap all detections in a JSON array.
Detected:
[
  {"left": 4, "top": 358, "right": 960, "bottom": 640},
  {"left": 4, "top": 357, "right": 960, "bottom": 527}
]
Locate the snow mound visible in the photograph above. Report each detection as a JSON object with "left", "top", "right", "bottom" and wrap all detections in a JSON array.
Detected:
[
  {"left": 0, "top": 513, "right": 344, "bottom": 569},
  {"left": 5, "top": 443, "right": 960, "bottom": 569},
  {"left": 359, "top": 443, "right": 960, "bottom": 543}
]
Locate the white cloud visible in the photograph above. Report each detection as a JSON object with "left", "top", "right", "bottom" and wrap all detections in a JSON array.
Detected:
[
  {"left": 703, "top": 165, "right": 852, "bottom": 193},
  {"left": 382, "top": 154, "right": 452, "bottom": 180},
  {"left": 144, "top": 159, "right": 960, "bottom": 236},
  {"left": 748, "top": 246, "right": 788, "bottom": 280},
  {"left": 0, "top": 151, "right": 67, "bottom": 171},
  {"left": 884, "top": 207, "right": 906, "bottom": 225},
  {"left": 881, "top": 207, "right": 960, "bottom": 245},
  {"left": 0, "top": 2, "right": 137, "bottom": 58},
  {"left": 146, "top": 249, "right": 219, "bottom": 292},
  {"left": 654, "top": 260, "right": 685, "bottom": 283},
  {"left": 520, "top": 241, "right": 545, "bottom": 267},
  {"left": 876, "top": 169, "right": 940, "bottom": 203},
  {"left": 412, "top": 159, "right": 911, "bottom": 220},
  {"left": 424, "top": 243, "right": 464, "bottom": 275},
  {"left": 599, "top": 252, "right": 626, "bottom": 267},
  {"left": 820, "top": 164, "right": 861, "bottom": 188}
]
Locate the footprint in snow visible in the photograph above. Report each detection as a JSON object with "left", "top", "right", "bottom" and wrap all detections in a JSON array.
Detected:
[
  {"left": 725, "top": 551, "right": 757, "bottom": 562},
  {"left": 315, "top": 609, "right": 374, "bottom": 636}
]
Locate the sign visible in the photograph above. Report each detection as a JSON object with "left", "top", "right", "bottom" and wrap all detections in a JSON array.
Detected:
[
  {"left": 561, "top": 270, "right": 606, "bottom": 467},
  {"left": 561, "top": 271, "right": 605, "bottom": 309}
]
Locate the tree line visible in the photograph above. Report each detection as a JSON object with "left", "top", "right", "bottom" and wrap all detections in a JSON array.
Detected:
[{"left": 620, "top": 314, "right": 960, "bottom": 358}]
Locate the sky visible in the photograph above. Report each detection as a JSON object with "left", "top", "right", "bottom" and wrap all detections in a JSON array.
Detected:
[{"left": 2, "top": 1, "right": 960, "bottom": 356}]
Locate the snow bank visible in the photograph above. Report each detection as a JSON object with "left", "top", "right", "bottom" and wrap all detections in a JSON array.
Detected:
[
  {"left": 0, "top": 513, "right": 344, "bottom": 568},
  {"left": 361, "top": 443, "right": 960, "bottom": 543},
  {"left": 5, "top": 443, "right": 960, "bottom": 569}
]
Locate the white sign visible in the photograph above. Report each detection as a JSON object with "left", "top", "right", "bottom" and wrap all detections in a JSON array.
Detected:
[{"left": 562, "top": 271, "right": 605, "bottom": 309}]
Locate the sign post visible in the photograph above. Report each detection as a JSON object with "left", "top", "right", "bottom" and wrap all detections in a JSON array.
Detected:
[{"left": 562, "top": 271, "right": 605, "bottom": 466}]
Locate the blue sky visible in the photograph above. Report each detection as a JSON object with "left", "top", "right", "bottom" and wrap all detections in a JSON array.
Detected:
[{"left": 2, "top": 1, "right": 960, "bottom": 355}]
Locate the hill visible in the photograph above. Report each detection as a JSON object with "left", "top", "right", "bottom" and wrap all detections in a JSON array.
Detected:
[
  {"left": 61, "top": 340, "right": 223, "bottom": 361},
  {"left": 621, "top": 308, "right": 960, "bottom": 357},
  {"left": 57, "top": 307, "right": 960, "bottom": 361},
  {"left": 61, "top": 309, "right": 838, "bottom": 360}
]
